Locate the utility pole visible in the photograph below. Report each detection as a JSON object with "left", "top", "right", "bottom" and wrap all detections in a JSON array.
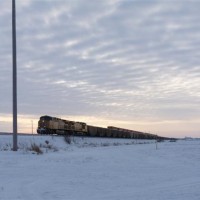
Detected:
[
  {"left": 12, "top": 0, "right": 18, "bottom": 151},
  {"left": 31, "top": 120, "right": 33, "bottom": 135}
]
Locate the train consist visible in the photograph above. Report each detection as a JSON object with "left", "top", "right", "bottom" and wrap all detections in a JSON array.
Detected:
[{"left": 37, "top": 115, "right": 165, "bottom": 140}]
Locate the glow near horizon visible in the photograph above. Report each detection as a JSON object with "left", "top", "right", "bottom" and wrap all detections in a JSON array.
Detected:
[{"left": 0, "top": 114, "right": 199, "bottom": 138}]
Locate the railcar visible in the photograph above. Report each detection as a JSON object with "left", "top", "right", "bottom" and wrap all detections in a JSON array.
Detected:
[
  {"left": 107, "top": 126, "right": 158, "bottom": 139},
  {"left": 87, "top": 125, "right": 111, "bottom": 137}
]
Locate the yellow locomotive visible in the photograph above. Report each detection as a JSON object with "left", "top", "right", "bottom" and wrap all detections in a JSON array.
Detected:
[{"left": 37, "top": 115, "right": 87, "bottom": 135}]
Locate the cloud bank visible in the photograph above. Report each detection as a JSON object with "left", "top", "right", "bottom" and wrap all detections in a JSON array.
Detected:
[{"left": 0, "top": 0, "right": 200, "bottom": 137}]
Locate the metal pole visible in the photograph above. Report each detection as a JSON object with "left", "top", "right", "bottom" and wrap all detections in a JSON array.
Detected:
[
  {"left": 31, "top": 120, "right": 33, "bottom": 135},
  {"left": 12, "top": 0, "right": 17, "bottom": 151}
]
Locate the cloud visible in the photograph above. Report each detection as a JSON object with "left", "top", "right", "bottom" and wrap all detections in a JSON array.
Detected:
[{"left": 0, "top": 0, "right": 200, "bottom": 137}]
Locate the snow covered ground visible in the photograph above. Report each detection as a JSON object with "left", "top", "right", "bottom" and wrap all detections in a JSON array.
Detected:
[{"left": 0, "top": 134, "right": 200, "bottom": 200}]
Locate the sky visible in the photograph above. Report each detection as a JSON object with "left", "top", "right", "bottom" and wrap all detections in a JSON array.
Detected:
[{"left": 0, "top": 0, "right": 200, "bottom": 138}]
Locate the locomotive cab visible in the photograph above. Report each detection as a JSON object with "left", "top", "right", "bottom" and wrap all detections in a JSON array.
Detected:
[{"left": 37, "top": 115, "right": 53, "bottom": 134}]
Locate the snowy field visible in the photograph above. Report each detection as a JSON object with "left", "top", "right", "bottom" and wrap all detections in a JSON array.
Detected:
[{"left": 0, "top": 134, "right": 200, "bottom": 200}]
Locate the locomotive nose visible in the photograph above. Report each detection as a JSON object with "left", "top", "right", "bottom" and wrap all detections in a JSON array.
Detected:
[{"left": 37, "top": 128, "right": 40, "bottom": 134}]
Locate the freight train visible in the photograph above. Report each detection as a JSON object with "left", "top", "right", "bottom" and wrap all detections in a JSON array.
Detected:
[{"left": 37, "top": 115, "right": 164, "bottom": 140}]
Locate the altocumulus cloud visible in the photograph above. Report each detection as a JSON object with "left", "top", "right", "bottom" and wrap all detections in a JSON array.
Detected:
[{"left": 0, "top": 0, "right": 200, "bottom": 137}]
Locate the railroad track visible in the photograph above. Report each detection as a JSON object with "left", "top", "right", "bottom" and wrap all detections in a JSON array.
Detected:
[{"left": 0, "top": 132, "right": 45, "bottom": 136}]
